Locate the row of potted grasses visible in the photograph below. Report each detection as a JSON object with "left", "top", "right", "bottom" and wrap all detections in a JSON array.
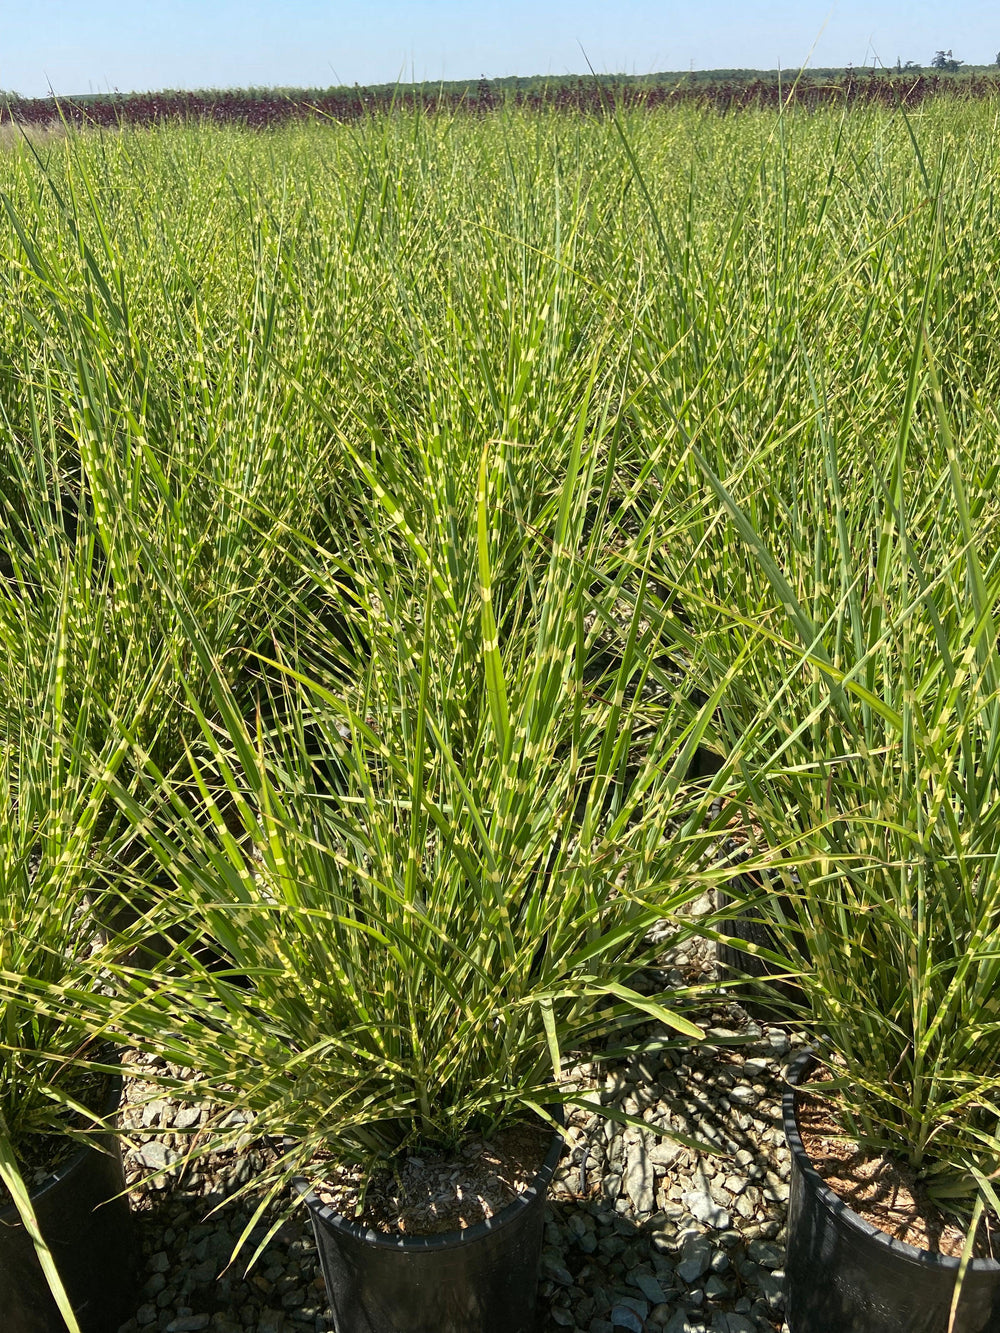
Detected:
[{"left": 1, "top": 98, "right": 999, "bottom": 1330}]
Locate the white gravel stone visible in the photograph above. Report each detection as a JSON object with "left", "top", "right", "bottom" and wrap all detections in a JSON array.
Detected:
[
  {"left": 676, "top": 1234, "right": 714, "bottom": 1283},
  {"left": 685, "top": 1166, "right": 731, "bottom": 1230},
  {"left": 624, "top": 1139, "right": 656, "bottom": 1213},
  {"left": 136, "top": 1141, "right": 178, "bottom": 1172},
  {"left": 649, "top": 1140, "right": 684, "bottom": 1169},
  {"left": 727, "top": 1085, "right": 758, "bottom": 1107}
]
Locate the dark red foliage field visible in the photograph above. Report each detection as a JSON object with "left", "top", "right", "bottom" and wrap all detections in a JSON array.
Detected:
[{"left": 4, "top": 71, "right": 1000, "bottom": 130}]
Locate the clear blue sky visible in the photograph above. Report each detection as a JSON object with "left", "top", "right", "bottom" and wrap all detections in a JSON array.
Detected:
[{"left": 5, "top": 1, "right": 999, "bottom": 98}]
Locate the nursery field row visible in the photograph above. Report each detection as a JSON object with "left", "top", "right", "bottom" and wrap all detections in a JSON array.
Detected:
[{"left": 1, "top": 97, "right": 1000, "bottom": 1330}]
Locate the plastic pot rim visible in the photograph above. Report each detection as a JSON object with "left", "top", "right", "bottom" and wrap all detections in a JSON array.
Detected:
[
  {"left": 783, "top": 1047, "right": 1000, "bottom": 1274},
  {"left": 291, "top": 1107, "right": 564, "bottom": 1252},
  {"left": 0, "top": 1055, "right": 123, "bottom": 1224}
]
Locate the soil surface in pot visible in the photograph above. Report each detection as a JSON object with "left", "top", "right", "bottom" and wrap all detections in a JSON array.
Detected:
[
  {"left": 0, "top": 1064, "right": 114, "bottom": 1203},
  {"left": 309, "top": 1119, "right": 554, "bottom": 1236},
  {"left": 796, "top": 1084, "right": 999, "bottom": 1259}
]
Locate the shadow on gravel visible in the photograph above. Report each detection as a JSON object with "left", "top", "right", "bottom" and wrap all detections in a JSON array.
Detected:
[
  {"left": 536, "top": 1023, "right": 793, "bottom": 1333},
  {"left": 119, "top": 1175, "right": 331, "bottom": 1333},
  {"left": 537, "top": 1195, "right": 784, "bottom": 1333}
]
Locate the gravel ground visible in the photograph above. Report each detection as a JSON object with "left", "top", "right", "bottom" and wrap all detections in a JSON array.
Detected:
[{"left": 114, "top": 923, "right": 800, "bottom": 1333}]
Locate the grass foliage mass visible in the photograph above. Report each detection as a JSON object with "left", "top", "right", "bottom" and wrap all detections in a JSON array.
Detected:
[{"left": 2, "top": 92, "right": 1000, "bottom": 1276}]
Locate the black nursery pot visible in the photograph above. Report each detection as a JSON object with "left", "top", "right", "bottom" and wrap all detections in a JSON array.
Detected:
[
  {"left": 783, "top": 1050, "right": 1000, "bottom": 1333},
  {"left": 293, "top": 1115, "right": 564, "bottom": 1333},
  {"left": 714, "top": 876, "right": 808, "bottom": 1020},
  {"left": 0, "top": 1074, "right": 136, "bottom": 1333}
]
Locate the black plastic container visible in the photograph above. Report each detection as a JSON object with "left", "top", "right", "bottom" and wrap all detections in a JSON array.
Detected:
[
  {"left": 783, "top": 1050, "right": 1000, "bottom": 1333},
  {"left": 0, "top": 1075, "right": 136, "bottom": 1333},
  {"left": 294, "top": 1117, "right": 564, "bottom": 1333},
  {"left": 714, "top": 875, "right": 808, "bottom": 1020}
]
